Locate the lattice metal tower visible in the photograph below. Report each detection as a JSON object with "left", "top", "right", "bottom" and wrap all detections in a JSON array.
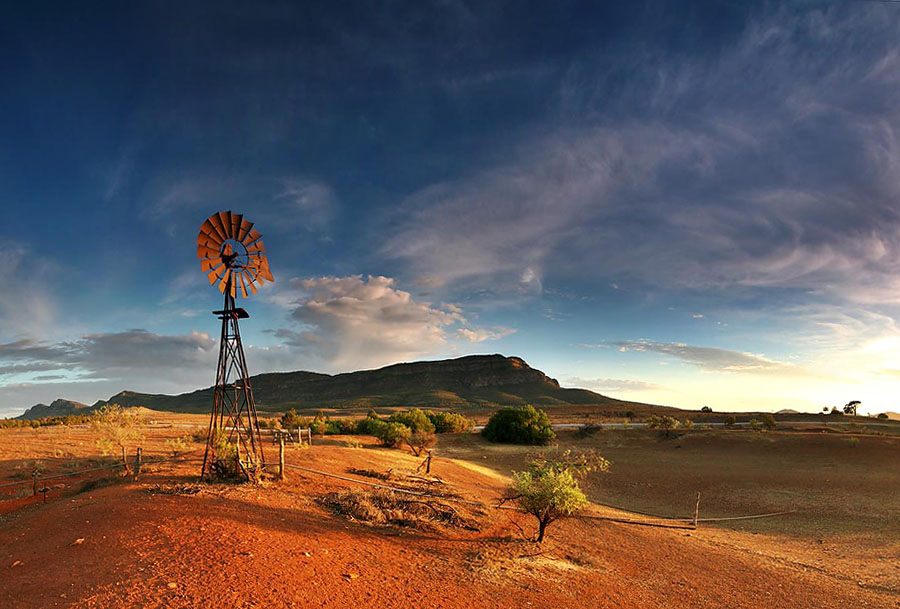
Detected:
[{"left": 195, "top": 211, "right": 274, "bottom": 480}]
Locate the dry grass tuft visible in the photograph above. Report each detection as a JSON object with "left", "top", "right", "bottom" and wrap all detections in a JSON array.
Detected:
[{"left": 319, "top": 488, "right": 481, "bottom": 532}]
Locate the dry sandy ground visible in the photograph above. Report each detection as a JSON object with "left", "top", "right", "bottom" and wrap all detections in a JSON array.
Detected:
[{"left": 1, "top": 428, "right": 898, "bottom": 609}]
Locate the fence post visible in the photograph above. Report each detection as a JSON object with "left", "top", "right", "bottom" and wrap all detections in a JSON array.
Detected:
[
  {"left": 32, "top": 471, "right": 38, "bottom": 496},
  {"left": 135, "top": 447, "right": 142, "bottom": 479},
  {"left": 426, "top": 451, "right": 432, "bottom": 474},
  {"left": 297, "top": 427, "right": 301, "bottom": 446},
  {"left": 278, "top": 436, "right": 285, "bottom": 481},
  {"left": 693, "top": 491, "right": 701, "bottom": 528}
]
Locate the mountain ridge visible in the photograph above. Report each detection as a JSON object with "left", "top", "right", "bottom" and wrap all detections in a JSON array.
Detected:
[{"left": 16, "top": 354, "right": 660, "bottom": 419}]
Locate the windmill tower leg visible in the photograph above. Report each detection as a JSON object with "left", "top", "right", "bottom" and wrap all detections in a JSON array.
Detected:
[{"left": 201, "top": 284, "right": 266, "bottom": 481}]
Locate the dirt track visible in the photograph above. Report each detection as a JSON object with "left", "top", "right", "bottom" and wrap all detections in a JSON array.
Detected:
[{"left": 2, "top": 438, "right": 897, "bottom": 609}]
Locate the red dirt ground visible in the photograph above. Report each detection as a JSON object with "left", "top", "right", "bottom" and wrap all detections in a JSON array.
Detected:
[{"left": 2, "top": 437, "right": 897, "bottom": 609}]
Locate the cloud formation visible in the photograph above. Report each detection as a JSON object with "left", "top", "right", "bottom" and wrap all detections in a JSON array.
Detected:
[
  {"left": 383, "top": 5, "right": 900, "bottom": 309},
  {"left": 613, "top": 339, "right": 801, "bottom": 375},
  {"left": 285, "top": 275, "right": 465, "bottom": 369},
  {"left": 564, "top": 376, "right": 661, "bottom": 392}
]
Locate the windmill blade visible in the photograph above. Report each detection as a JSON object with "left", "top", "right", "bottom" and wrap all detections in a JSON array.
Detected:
[
  {"left": 207, "top": 266, "right": 226, "bottom": 286},
  {"left": 230, "top": 213, "right": 242, "bottom": 240},
  {"left": 201, "top": 217, "right": 226, "bottom": 243},
  {"left": 246, "top": 239, "right": 266, "bottom": 254},
  {"left": 218, "top": 211, "right": 233, "bottom": 239},
  {"left": 237, "top": 271, "right": 249, "bottom": 298},
  {"left": 230, "top": 276, "right": 237, "bottom": 298},
  {"left": 242, "top": 270, "right": 259, "bottom": 294},
  {"left": 237, "top": 219, "right": 253, "bottom": 242},
  {"left": 217, "top": 268, "right": 232, "bottom": 294},
  {"left": 199, "top": 220, "right": 224, "bottom": 244},
  {"left": 197, "top": 243, "right": 221, "bottom": 259},
  {"left": 242, "top": 228, "right": 262, "bottom": 247},
  {"left": 201, "top": 259, "right": 223, "bottom": 273},
  {"left": 209, "top": 213, "right": 229, "bottom": 242},
  {"left": 259, "top": 257, "right": 274, "bottom": 282}
]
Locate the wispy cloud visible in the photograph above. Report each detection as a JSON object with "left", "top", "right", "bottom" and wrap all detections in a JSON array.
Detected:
[
  {"left": 563, "top": 376, "right": 661, "bottom": 392},
  {"left": 613, "top": 339, "right": 804, "bottom": 376}
]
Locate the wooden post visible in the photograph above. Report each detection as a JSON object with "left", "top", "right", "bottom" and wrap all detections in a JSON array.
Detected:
[
  {"left": 693, "top": 491, "right": 701, "bottom": 528},
  {"left": 135, "top": 447, "right": 142, "bottom": 479},
  {"left": 297, "top": 427, "right": 301, "bottom": 446},
  {"left": 278, "top": 435, "right": 285, "bottom": 481},
  {"left": 425, "top": 451, "right": 432, "bottom": 474},
  {"left": 32, "top": 471, "right": 38, "bottom": 496}
]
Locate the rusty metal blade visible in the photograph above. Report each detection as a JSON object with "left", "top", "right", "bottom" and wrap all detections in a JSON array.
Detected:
[
  {"left": 207, "top": 266, "right": 225, "bottom": 286},
  {"left": 231, "top": 213, "right": 242, "bottom": 241},
  {"left": 242, "top": 228, "right": 262, "bottom": 247},
  {"left": 218, "top": 211, "right": 233, "bottom": 239},
  {"left": 197, "top": 244, "right": 220, "bottom": 259},
  {"left": 237, "top": 272, "right": 248, "bottom": 298},
  {"left": 201, "top": 259, "right": 222, "bottom": 273},
  {"left": 199, "top": 219, "right": 224, "bottom": 244},
  {"left": 209, "top": 213, "right": 228, "bottom": 241},
  {"left": 245, "top": 272, "right": 259, "bottom": 294},
  {"left": 217, "top": 268, "right": 231, "bottom": 294},
  {"left": 246, "top": 240, "right": 266, "bottom": 254},
  {"left": 237, "top": 219, "right": 253, "bottom": 242},
  {"left": 201, "top": 217, "right": 226, "bottom": 243}
]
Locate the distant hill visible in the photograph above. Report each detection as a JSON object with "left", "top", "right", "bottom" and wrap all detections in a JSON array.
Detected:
[
  {"left": 17, "top": 354, "right": 664, "bottom": 419},
  {"left": 18, "top": 398, "right": 92, "bottom": 419},
  {"left": 776, "top": 409, "right": 800, "bottom": 415}
]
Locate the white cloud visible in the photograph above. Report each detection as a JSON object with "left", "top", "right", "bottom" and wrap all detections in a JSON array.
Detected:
[
  {"left": 286, "top": 275, "right": 466, "bottom": 369},
  {"left": 614, "top": 339, "right": 807, "bottom": 376},
  {"left": 563, "top": 376, "right": 662, "bottom": 393},
  {"left": 456, "top": 327, "right": 516, "bottom": 342}
]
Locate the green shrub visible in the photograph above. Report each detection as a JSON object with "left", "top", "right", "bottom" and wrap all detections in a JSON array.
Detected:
[
  {"left": 760, "top": 413, "right": 777, "bottom": 430},
  {"left": 877, "top": 413, "right": 889, "bottom": 420},
  {"left": 426, "top": 411, "right": 475, "bottom": 433},
  {"left": 389, "top": 408, "right": 435, "bottom": 434},
  {"left": 680, "top": 419, "right": 694, "bottom": 430},
  {"left": 355, "top": 413, "right": 383, "bottom": 435},
  {"left": 723, "top": 415, "right": 737, "bottom": 428},
  {"left": 482, "top": 405, "right": 555, "bottom": 445},
  {"left": 748, "top": 418, "right": 762, "bottom": 431},
  {"left": 370, "top": 421, "right": 411, "bottom": 448},
  {"left": 647, "top": 415, "right": 680, "bottom": 437}
]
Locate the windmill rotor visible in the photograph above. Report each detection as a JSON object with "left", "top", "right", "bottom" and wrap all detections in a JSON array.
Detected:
[{"left": 196, "top": 210, "right": 274, "bottom": 297}]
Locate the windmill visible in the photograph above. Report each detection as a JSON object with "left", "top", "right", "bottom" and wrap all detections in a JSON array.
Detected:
[{"left": 196, "top": 211, "right": 274, "bottom": 480}]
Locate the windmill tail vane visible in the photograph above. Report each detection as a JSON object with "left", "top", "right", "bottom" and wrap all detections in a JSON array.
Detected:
[{"left": 197, "top": 210, "right": 274, "bottom": 481}]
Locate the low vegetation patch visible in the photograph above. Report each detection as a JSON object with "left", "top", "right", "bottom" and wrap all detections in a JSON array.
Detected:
[{"left": 318, "top": 488, "right": 481, "bottom": 531}]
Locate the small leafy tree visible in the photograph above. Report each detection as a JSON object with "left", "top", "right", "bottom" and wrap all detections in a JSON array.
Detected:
[
  {"left": 482, "top": 405, "right": 555, "bottom": 445},
  {"left": 843, "top": 400, "right": 861, "bottom": 416},
  {"left": 760, "top": 413, "right": 777, "bottom": 430},
  {"left": 91, "top": 405, "right": 144, "bottom": 473},
  {"left": 164, "top": 435, "right": 191, "bottom": 457},
  {"left": 280, "top": 408, "right": 307, "bottom": 429},
  {"left": 647, "top": 415, "right": 680, "bottom": 437},
  {"left": 700, "top": 406, "right": 712, "bottom": 413},
  {"left": 508, "top": 450, "right": 610, "bottom": 543},
  {"left": 877, "top": 413, "right": 889, "bottom": 420},
  {"left": 748, "top": 418, "right": 762, "bottom": 431},
  {"left": 407, "top": 429, "right": 437, "bottom": 456},
  {"left": 723, "top": 415, "right": 737, "bottom": 428}
]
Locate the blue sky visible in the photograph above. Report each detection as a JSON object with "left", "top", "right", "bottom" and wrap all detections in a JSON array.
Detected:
[{"left": 3, "top": 1, "right": 900, "bottom": 417}]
